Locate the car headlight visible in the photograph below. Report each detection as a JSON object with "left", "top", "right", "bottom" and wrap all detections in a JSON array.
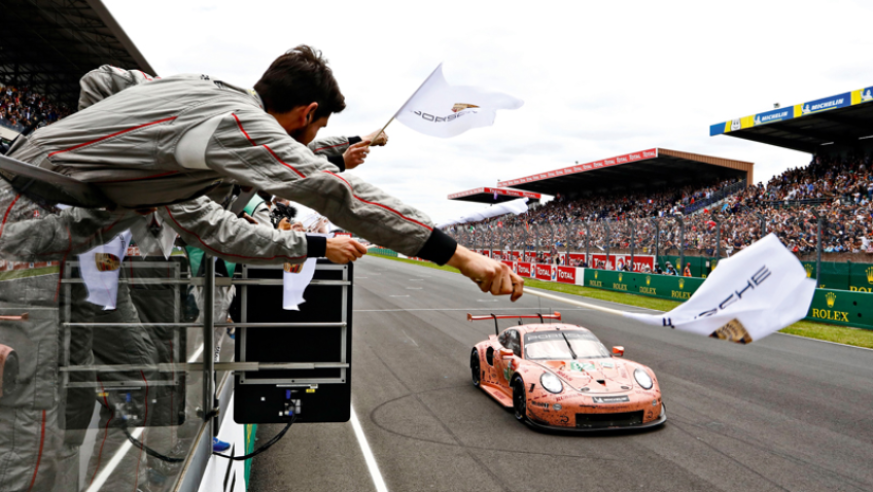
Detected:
[
  {"left": 634, "top": 368, "right": 653, "bottom": 390},
  {"left": 540, "top": 372, "right": 563, "bottom": 394}
]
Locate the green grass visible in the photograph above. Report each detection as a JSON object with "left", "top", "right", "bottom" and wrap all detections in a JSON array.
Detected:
[{"left": 368, "top": 253, "right": 873, "bottom": 349}]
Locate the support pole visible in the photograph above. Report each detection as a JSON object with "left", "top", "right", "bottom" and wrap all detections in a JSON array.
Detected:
[
  {"left": 585, "top": 222, "right": 591, "bottom": 267},
  {"left": 604, "top": 221, "right": 611, "bottom": 270},
  {"left": 202, "top": 255, "right": 216, "bottom": 437}
]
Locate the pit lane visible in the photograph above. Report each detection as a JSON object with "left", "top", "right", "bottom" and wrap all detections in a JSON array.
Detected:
[{"left": 248, "top": 256, "right": 873, "bottom": 492}]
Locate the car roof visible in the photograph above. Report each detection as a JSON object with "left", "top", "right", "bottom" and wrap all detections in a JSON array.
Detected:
[{"left": 508, "top": 323, "right": 593, "bottom": 336}]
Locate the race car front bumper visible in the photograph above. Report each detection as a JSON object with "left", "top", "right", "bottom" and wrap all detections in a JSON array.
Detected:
[{"left": 527, "top": 404, "right": 667, "bottom": 433}]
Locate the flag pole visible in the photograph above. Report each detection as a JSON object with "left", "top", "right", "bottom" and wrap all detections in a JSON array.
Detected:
[{"left": 370, "top": 116, "right": 394, "bottom": 146}]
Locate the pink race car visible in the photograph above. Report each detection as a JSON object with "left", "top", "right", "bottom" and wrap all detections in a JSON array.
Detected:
[{"left": 469, "top": 313, "right": 666, "bottom": 431}]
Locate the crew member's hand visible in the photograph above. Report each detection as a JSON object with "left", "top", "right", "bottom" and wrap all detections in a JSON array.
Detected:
[
  {"left": 448, "top": 246, "right": 524, "bottom": 301},
  {"left": 363, "top": 129, "right": 389, "bottom": 146},
  {"left": 278, "top": 218, "right": 305, "bottom": 232},
  {"left": 325, "top": 236, "right": 368, "bottom": 264},
  {"left": 343, "top": 140, "right": 373, "bottom": 170},
  {"left": 240, "top": 212, "right": 258, "bottom": 225}
]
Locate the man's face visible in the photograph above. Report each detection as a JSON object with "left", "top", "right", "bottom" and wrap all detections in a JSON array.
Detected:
[{"left": 289, "top": 115, "right": 330, "bottom": 145}]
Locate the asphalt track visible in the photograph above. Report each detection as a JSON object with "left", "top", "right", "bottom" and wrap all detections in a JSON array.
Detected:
[{"left": 249, "top": 256, "right": 873, "bottom": 492}]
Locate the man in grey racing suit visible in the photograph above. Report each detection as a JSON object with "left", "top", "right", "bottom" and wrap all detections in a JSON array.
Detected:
[{"left": 0, "top": 44, "right": 523, "bottom": 491}]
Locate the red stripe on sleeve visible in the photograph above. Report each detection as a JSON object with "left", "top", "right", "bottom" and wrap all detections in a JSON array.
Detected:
[
  {"left": 231, "top": 113, "right": 306, "bottom": 179},
  {"left": 164, "top": 206, "right": 306, "bottom": 261},
  {"left": 321, "top": 171, "right": 433, "bottom": 231},
  {"left": 48, "top": 116, "right": 178, "bottom": 158}
]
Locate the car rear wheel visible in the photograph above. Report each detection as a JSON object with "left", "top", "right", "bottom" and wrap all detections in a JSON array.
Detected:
[
  {"left": 470, "top": 349, "right": 481, "bottom": 387},
  {"left": 512, "top": 377, "right": 527, "bottom": 422}
]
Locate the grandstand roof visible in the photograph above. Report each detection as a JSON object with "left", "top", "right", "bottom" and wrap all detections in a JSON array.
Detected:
[
  {"left": 0, "top": 0, "right": 154, "bottom": 109},
  {"left": 448, "top": 187, "right": 541, "bottom": 204},
  {"left": 496, "top": 148, "right": 752, "bottom": 195},
  {"left": 710, "top": 85, "right": 873, "bottom": 153}
]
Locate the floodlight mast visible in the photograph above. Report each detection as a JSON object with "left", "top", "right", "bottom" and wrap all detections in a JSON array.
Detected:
[{"left": 467, "top": 312, "right": 562, "bottom": 336}]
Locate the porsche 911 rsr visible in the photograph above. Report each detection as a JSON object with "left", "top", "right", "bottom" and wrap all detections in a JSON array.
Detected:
[{"left": 469, "top": 313, "right": 666, "bottom": 431}]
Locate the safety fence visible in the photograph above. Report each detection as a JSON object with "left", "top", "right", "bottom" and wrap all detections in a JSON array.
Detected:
[
  {"left": 373, "top": 250, "right": 873, "bottom": 330},
  {"left": 442, "top": 215, "right": 873, "bottom": 292}
]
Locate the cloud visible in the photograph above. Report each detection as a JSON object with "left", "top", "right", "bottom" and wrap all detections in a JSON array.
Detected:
[{"left": 103, "top": 0, "right": 873, "bottom": 224}]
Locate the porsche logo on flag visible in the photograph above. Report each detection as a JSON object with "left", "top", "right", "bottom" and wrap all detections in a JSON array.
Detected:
[
  {"left": 284, "top": 262, "right": 304, "bottom": 274},
  {"left": 709, "top": 319, "right": 753, "bottom": 344},
  {"left": 95, "top": 253, "right": 121, "bottom": 272},
  {"left": 452, "top": 103, "right": 479, "bottom": 113}
]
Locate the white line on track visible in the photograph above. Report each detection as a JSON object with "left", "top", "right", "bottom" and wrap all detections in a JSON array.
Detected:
[
  {"left": 354, "top": 307, "right": 600, "bottom": 312},
  {"left": 350, "top": 404, "right": 389, "bottom": 492},
  {"left": 87, "top": 342, "right": 206, "bottom": 492}
]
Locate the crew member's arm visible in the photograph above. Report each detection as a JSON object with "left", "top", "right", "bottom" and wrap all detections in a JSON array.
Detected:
[
  {"left": 307, "top": 128, "right": 387, "bottom": 171},
  {"left": 159, "top": 196, "right": 364, "bottom": 265},
  {"left": 77, "top": 65, "right": 155, "bottom": 110},
  {"left": 204, "top": 109, "right": 522, "bottom": 300},
  {"left": 0, "top": 208, "right": 142, "bottom": 262}
]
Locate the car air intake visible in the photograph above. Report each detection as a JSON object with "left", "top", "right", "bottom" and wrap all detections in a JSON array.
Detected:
[{"left": 576, "top": 411, "right": 643, "bottom": 429}]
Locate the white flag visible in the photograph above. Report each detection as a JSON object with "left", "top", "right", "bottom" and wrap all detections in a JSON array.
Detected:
[
  {"left": 78, "top": 230, "right": 133, "bottom": 310},
  {"left": 283, "top": 258, "right": 318, "bottom": 311},
  {"left": 282, "top": 232, "right": 331, "bottom": 310},
  {"left": 394, "top": 64, "right": 523, "bottom": 138},
  {"left": 437, "top": 198, "right": 529, "bottom": 228},
  {"left": 624, "top": 234, "right": 816, "bottom": 343}
]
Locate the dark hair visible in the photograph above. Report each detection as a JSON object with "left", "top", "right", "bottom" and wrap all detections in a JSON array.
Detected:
[{"left": 254, "top": 45, "right": 345, "bottom": 119}]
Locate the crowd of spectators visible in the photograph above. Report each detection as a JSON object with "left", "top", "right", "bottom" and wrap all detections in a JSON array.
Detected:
[
  {"left": 0, "top": 82, "right": 70, "bottom": 132},
  {"left": 448, "top": 154, "right": 873, "bottom": 262}
]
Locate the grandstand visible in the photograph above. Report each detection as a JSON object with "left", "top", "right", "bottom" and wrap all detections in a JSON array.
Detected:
[
  {"left": 446, "top": 136, "right": 871, "bottom": 286},
  {"left": 0, "top": 0, "right": 154, "bottom": 140}
]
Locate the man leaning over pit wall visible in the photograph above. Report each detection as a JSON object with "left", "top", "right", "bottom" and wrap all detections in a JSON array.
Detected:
[{"left": 0, "top": 45, "right": 523, "bottom": 491}]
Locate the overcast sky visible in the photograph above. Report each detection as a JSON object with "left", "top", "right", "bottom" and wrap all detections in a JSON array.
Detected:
[{"left": 105, "top": 0, "right": 873, "bottom": 224}]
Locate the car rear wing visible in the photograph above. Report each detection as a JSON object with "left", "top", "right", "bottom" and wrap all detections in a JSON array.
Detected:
[{"left": 467, "top": 312, "right": 561, "bottom": 335}]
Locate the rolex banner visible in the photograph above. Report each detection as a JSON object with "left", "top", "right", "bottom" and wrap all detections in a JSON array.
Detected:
[
  {"left": 623, "top": 234, "right": 816, "bottom": 343},
  {"left": 394, "top": 64, "right": 524, "bottom": 138}
]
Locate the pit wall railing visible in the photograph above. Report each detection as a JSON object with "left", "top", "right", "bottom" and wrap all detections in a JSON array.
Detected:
[{"left": 442, "top": 216, "right": 873, "bottom": 293}]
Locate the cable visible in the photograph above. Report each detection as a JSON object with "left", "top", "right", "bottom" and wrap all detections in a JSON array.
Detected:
[
  {"left": 121, "top": 424, "right": 185, "bottom": 463},
  {"left": 97, "top": 398, "right": 185, "bottom": 464},
  {"left": 213, "top": 414, "right": 296, "bottom": 461}
]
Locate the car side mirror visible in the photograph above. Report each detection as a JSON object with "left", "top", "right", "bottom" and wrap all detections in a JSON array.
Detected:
[
  {"left": 612, "top": 346, "right": 624, "bottom": 357},
  {"left": 499, "top": 348, "right": 514, "bottom": 359}
]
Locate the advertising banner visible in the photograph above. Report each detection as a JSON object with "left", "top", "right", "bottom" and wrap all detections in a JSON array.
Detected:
[
  {"left": 583, "top": 269, "right": 704, "bottom": 301},
  {"left": 805, "top": 289, "right": 873, "bottom": 329},
  {"left": 534, "top": 263, "right": 554, "bottom": 281},
  {"left": 516, "top": 262, "right": 533, "bottom": 278},
  {"left": 556, "top": 266, "right": 577, "bottom": 284}
]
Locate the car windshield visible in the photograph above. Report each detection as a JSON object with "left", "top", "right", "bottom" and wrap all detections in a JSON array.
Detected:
[{"left": 524, "top": 331, "right": 610, "bottom": 360}]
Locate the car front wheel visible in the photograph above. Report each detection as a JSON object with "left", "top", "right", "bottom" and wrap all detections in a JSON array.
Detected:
[
  {"left": 512, "top": 377, "right": 527, "bottom": 422},
  {"left": 470, "top": 349, "right": 481, "bottom": 387}
]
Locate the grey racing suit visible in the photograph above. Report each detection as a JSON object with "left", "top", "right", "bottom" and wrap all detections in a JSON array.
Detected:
[{"left": 8, "top": 65, "right": 457, "bottom": 266}]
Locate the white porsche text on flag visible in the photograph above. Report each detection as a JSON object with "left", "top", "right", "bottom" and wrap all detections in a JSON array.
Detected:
[{"left": 624, "top": 234, "right": 816, "bottom": 343}]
